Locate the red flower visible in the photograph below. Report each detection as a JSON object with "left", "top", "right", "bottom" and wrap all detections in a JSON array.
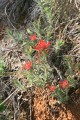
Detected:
[
  {"left": 29, "top": 33, "right": 37, "bottom": 41},
  {"left": 34, "top": 40, "right": 51, "bottom": 51},
  {"left": 45, "top": 41, "right": 51, "bottom": 48},
  {"left": 59, "top": 80, "right": 69, "bottom": 89},
  {"left": 38, "top": 40, "right": 50, "bottom": 49},
  {"left": 34, "top": 44, "right": 42, "bottom": 51},
  {"left": 48, "top": 84, "right": 55, "bottom": 92},
  {"left": 23, "top": 60, "right": 32, "bottom": 70},
  {"left": 49, "top": 86, "right": 55, "bottom": 92}
]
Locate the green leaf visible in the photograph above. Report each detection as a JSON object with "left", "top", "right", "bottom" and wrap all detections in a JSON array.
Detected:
[
  {"left": 68, "top": 77, "right": 76, "bottom": 88},
  {"left": 0, "top": 100, "right": 5, "bottom": 112},
  {"left": 0, "top": 60, "right": 5, "bottom": 76},
  {"left": 55, "top": 88, "right": 65, "bottom": 102},
  {"left": 27, "top": 29, "right": 32, "bottom": 34},
  {"left": 13, "top": 80, "right": 25, "bottom": 91},
  {"left": 6, "top": 28, "right": 13, "bottom": 37},
  {"left": 55, "top": 39, "right": 65, "bottom": 52}
]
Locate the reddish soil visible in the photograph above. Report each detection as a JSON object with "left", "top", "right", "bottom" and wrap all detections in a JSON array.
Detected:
[
  {"left": 17, "top": 88, "right": 80, "bottom": 120},
  {"left": 33, "top": 88, "right": 80, "bottom": 120}
]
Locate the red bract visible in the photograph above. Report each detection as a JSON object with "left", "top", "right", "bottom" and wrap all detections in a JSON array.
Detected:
[
  {"left": 29, "top": 33, "right": 37, "bottom": 41},
  {"left": 48, "top": 84, "right": 55, "bottom": 92},
  {"left": 45, "top": 41, "right": 51, "bottom": 48},
  {"left": 34, "top": 40, "right": 51, "bottom": 51},
  {"left": 59, "top": 80, "right": 69, "bottom": 89},
  {"left": 38, "top": 40, "right": 51, "bottom": 49},
  {"left": 34, "top": 44, "right": 42, "bottom": 51},
  {"left": 23, "top": 60, "right": 32, "bottom": 70},
  {"left": 50, "top": 86, "right": 55, "bottom": 92}
]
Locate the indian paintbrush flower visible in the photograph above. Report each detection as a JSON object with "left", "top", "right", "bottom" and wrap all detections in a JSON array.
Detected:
[
  {"left": 59, "top": 79, "right": 69, "bottom": 89},
  {"left": 29, "top": 33, "right": 37, "bottom": 41},
  {"left": 48, "top": 84, "right": 55, "bottom": 92},
  {"left": 34, "top": 40, "right": 51, "bottom": 51},
  {"left": 23, "top": 60, "right": 32, "bottom": 70}
]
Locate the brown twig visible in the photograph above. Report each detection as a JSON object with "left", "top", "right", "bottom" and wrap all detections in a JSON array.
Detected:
[{"left": 0, "top": 88, "right": 19, "bottom": 106}]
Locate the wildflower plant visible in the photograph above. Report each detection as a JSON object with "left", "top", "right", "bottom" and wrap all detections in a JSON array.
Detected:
[
  {"left": 19, "top": 31, "right": 77, "bottom": 103},
  {"left": 7, "top": 0, "right": 78, "bottom": 103},
  {"left": 22, "top": 33, "right": 52, "bottom": 87}
]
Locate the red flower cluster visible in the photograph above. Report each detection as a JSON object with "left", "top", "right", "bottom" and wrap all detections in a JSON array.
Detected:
[
  {"left": 48, "top": 84, "right": 55, "bottom": 92},
  {"left": 59, "top": 80, "right": 69, "bottom": 89},
  {"left": 29, "top": 33, "right": 37, "bottom": 41},
  {"left": 23, "top": 60, "right": 32, "bottom": 70},
  {"left": 34, "top": 40, "right": 51, "bottom": 51}
]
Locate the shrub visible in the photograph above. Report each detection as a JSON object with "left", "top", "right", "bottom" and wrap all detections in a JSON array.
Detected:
[{"left": 6, "top": 0, "right": 79, "bottom": 103}]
